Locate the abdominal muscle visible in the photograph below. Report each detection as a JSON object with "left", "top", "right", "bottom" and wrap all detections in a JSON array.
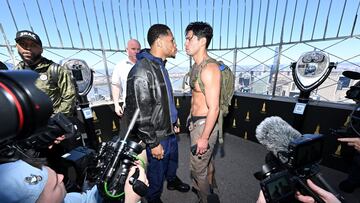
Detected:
[{"left": 191, "top": 83, "right": 208, "bottom": 117}]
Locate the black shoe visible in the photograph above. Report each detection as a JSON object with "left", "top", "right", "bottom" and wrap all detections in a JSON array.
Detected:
[
  {"left": 167, "top": 176, "right": 190, "bottom": 192},
  {"left": 207, "top": 193, "right": 220, "bottom": 203},
  {"left": 339, "top": 179, "right": 360, "bottom": 193}
]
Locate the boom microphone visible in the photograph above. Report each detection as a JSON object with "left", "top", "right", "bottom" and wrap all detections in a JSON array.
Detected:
[{"left": 255, "top": 116, "right": 302, "bottom": 162}]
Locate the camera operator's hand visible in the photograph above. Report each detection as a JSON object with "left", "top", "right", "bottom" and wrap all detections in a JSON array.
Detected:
[
  {"left": 124, "top": 164, "right": 148, "bottom": 203},
  {"left": 48, "top": 135, "right": 66, "bottom": 149},
  {"left": 151, "top": 144, "right": 164, "bottom": 160},
  {"left": 295, "top": 179, "right": 341, "bottom": 203},
  {"left": 114, "top": 103, "right": 124, "bottom": 117},
  {"left": 256, "top": 190, "right": 266, "bottom": 203},
  {"left": 338, "top": 137, "right": 360, "bottom": 152}
]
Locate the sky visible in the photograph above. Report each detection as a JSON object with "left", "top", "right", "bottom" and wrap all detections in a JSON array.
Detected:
[
  {"left": 1, "top": 0, "right": 360, "bottom": 96},
  {"left": 1, "top": 0, "right": 360, "bottom": 50}
]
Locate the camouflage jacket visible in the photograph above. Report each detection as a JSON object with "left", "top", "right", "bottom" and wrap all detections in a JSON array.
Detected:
[{"left": 16, "top": 57, "right": 76, "bottom": 116}]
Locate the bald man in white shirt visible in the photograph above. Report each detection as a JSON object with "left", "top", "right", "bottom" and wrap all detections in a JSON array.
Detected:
[{"left": 112, "top": 39, "right": 141, "bottom": 116}]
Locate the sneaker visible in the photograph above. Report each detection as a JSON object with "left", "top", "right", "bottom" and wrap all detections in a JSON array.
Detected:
[
  {"left": 339, "top": 179, "right": 360, "bottom": 193},
  {"left": 167, "top": 176, "right": 190, "bottom": 192}
]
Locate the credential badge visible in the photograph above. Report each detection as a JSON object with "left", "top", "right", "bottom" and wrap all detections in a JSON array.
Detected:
[{"left": 39, "top": 74, "right": 48, "bottom": 81}]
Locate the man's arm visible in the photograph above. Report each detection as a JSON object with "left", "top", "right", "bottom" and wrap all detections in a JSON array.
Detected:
[
  {"left": 130, "top": 76, "right": 159, "bottom": 148},
  {"left": 196, "top": 63, "right": 221, "bottom": 154},
  {"left": 295, "top": 179, "right": 341, "bottom": 203},
  {"left": 56, "top": 67, "right": 76, "bottom": 116},
  {"left": 111, "top": 66, "right": 124, "bottom": 116},
  {"left": 338, "top": 137, "right": 360, "bottom": 152},
  {"left": 131, "top": 76, "right": 164, "bottom": 159},
  {"left": 112, "top": 84, "right": 124, "bottom": 116}
]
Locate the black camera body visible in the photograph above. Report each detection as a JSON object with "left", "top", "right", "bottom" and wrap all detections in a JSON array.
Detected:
[
  {"left": 287, "top": 134, "right": 324, "bottom": 170},
  {"left": 89, "top": 138, "right": 145, "bottom": 201},
  {"left": 0, "top": 71, "right": 79, "bottom": 162},
  {"left": 260, "top": 170, "right": 295, "bottom": 203},
  {"left": 346, "top": 84, "right": 360, "bottom": 101},
  {"left": 0, "top": 71, "right": 147, "bottom": 199},
  {"left": 256, "top": 134, "right": 327, "bottom": 203},
  {"left": 330, "top": 126, "right": 358, "bottom": 138}
]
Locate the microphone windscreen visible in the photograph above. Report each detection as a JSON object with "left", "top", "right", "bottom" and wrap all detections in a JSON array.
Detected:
[{"left": 255, "top": 116, "right": 302, "bottom": 159}]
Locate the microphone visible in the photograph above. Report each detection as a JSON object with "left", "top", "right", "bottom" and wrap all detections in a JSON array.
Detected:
[
  {"left": 255, "top": 116, "right": 302, "bottom": 162},
  {"left": 255, "top": 117, "right": 344, "bottom": 202}
]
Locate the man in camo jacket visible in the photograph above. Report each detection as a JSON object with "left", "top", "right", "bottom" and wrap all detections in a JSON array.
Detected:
[{"left": 15, "top": 30, "right": 76, "bottom": 117}]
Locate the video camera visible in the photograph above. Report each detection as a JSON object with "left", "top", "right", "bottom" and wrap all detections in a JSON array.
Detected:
[
  {"left": 0, "top": 70, "right": 148, "bottom": 199},
  {"left": 330, "top": 71, "right": 360, "bottom": 138},
  {"left": 254, "top": 134, "right": 341, "bottom": 203},
  {"left": 0, "top": 70, "right": 78, "bottom": 162},
  {"left": 88, "top": 109, "right": 148, "bottom": 201}
]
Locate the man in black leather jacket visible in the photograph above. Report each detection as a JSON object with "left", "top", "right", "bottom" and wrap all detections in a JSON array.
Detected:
[{"left": 121, "top": 24, "right": 189, "bottom": 203}]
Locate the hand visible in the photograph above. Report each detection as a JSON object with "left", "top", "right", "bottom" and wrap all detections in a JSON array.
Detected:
[
  {"left": 338, "top": 137, "right": 360, "bottom": 152},
  {"left": 196, "top": 137, "right": 209, "bottom": 155},
  {"left": 174, "top": 125, "right": 180, "bottom": 133},
  {"left": 256, "top": 190, "right": 266, "bottom": 203},
  {"left": 295, "top": 179, "right": 341, "bottom": 203},
  {"left": 124, "top": 165, "right": 148, "bottom": 203},
  {"left": 114, "top": 103, "right": 124, "bottom": 117},
  {"left": 48, "top": 135, "right": 66, "bottom": 149},
  {"left": 151, "top": 144, "right": 164, "bottom": 160}
]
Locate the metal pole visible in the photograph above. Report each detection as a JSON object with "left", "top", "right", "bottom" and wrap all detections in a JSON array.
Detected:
[
  {"left": 102, "top": 50, "right": 112, "bottom": 100},
  {"left": 0, "top": 23, "right": 16, "bottom": 66},
  {"left": 271, "top": 45, "right": 282, "bottom": 96},
  {"left": 233, "top": 49, "right": 237, "bottom": 90}
]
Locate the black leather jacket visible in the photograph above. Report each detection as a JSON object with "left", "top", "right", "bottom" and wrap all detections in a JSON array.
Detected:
[{"left": 123, "top": 49, "right": 173, "bottom": 149}]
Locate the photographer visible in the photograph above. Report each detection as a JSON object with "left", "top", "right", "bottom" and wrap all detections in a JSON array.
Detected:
[
  {"left": 337, "top": 137, "right": 360, "bottom": 193},
  {"left": 256, "top": 179, "right": 341, "bottom": 203},
  {"left": 0, "top": 158, "right": 147, "bottom": 203},
  {"left": 0, "top": 70, "right": 148, "bottom": 202},
  {"left": 334, "top": 71, "right": 360, "bottom": 193}
]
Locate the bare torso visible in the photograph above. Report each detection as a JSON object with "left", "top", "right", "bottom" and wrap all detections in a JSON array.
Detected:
[{"left": 191, "top": 82, "right": 208, "bottom": 117}]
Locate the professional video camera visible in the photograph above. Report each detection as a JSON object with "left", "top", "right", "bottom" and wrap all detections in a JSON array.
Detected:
[
  {"left": 0, "top": 70, "right": 148, "bottom": 200},
  {"left": 88, "top": 109, "right": 148, "bottom": 201},
  {"left": 0, "top": 70, "right": 78, "bottom": 162},
  {"left": 330, "top": 71, "right": 360, "bottom": 138},
  {"left": 254, "top": 116, "right": 342, "bottom": 203}
]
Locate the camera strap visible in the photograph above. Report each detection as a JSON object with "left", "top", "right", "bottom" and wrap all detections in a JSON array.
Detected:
[{"left": 49, "top": 63, "right": 60, "bottom": 86}]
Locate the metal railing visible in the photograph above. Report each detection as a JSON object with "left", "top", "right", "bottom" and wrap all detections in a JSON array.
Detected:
[{"left": 1, "top": 0, "right": 360, "bottom": 104}]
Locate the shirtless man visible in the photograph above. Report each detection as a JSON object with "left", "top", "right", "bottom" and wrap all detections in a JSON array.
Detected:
[{"left": 185, "top": 22, "right": 221, "bottom": 203}]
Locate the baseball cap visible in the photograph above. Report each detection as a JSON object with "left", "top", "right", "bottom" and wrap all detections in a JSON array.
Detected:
[
  {"left": 0, "top": 160, "right": 48, "bottom": 202},
  {"left": 15, "top": 30, "right": 42, "bottom": 47}
]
